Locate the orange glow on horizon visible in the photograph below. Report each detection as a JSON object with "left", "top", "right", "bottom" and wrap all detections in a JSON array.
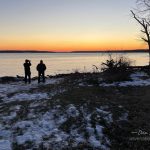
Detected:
[
  {"left": 0, "top": 0, "right": 148, "bottom": 52},
  {"left": 0, "top": 32, "right": 147, "bottom": 52},
  {"left": 0, "top": 39, "right": 147, "bottom": 52}
]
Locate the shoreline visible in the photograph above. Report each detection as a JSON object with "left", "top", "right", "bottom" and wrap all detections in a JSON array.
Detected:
[
  {"left": 1, "top": 71, "right": 150, "bottom": 87},
  {"left": 0, "top": 72, "right": 98, "bottom": 83}
]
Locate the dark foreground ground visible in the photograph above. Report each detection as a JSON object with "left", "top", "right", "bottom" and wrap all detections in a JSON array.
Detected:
[{"left": 0, "top": 72, "right": 150, "bottom": 150}]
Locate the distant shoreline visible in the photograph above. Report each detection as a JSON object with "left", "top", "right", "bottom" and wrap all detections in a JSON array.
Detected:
[{"left": 0, "top": 49, "right": 148, "bottom": 53}]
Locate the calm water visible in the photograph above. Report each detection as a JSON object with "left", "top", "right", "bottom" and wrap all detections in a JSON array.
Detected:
[{"left": 0, "top": 52, "right": 149, "bottom": 77}]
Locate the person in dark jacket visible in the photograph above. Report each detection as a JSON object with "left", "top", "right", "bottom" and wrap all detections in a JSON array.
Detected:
[
  {"left": 23, "top": 59, "right": 31, "bottom": 83},
  {"left": 36, "top": 60, "right": 46, "bottom": 83}
]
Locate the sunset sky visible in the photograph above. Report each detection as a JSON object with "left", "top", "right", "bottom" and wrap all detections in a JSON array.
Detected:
[{"left": 0, "top": 0, "right": 147, "bottom": 52}]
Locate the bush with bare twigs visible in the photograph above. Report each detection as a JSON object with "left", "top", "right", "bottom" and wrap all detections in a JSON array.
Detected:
[{"left": 101, "top": 55, "right": 132, "bottom": 82}]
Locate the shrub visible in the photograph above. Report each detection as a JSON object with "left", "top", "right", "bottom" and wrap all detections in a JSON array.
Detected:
[
  {"left": 101, "top": 55, "right": 132, "bottom": 82},
  {"left": 101, "top": 55, "right": 131, "bottom": 73}
]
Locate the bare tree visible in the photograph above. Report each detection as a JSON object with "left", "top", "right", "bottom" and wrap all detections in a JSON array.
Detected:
[
  {"left": 137, "top": 0, "right": 150, "bottom": 12},
  {"left": 131, "top": 0, "right": 150, "bottom": 65}
]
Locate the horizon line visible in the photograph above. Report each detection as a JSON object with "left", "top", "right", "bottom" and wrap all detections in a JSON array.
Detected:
[{"left": 0, "top": 49, "right": 148, "bottom": 53}]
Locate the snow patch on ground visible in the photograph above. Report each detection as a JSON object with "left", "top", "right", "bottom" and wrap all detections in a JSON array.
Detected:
[
  {"left": 0, "top": 104, "right": 113, "bottom": 149},
  {"left": 0, "top": 78, "right": 62, "bottom": 100},
  {"left": 66, "top": 104, "right": 79, "bottom": 117},
  {"left": 0, "top": 78, "right": 62, "bottom": 104},
  {"left": 0, "top": 140, "right": 11, "bottom": 150},
  {"left": 0, "top": 77, "right": 129, "bottom": 149},
  {"left": 2, "top": 112, "right": 17, "bottom": 121},
  {"left": 130, "top": 72, "right": 148, "bottom": 80},
  {"left": 7, "top": 93, "right": 48, "bottom": 102},
  {"left": 101, "top": 72, "right": 150, "bottom": 87}
]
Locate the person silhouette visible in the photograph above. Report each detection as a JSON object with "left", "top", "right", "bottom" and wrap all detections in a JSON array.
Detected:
[
  {"left": 23, "top": 59, "right": 31, "bottom": 83},
  {"left": 36, "top": 60, "right": 46, "bottom": 83}
]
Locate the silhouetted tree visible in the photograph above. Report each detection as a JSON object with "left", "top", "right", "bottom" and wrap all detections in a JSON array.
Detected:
[
  {"left": 137, "top": 0, "right": 150, "bottom": 14},
  {"left": 131, "top": 0, "right": 150, "bottom": 65}
]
